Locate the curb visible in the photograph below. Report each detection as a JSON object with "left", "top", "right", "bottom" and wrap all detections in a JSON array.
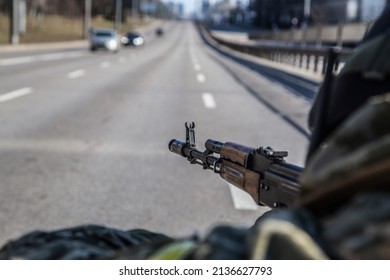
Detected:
[{"left": 0, "top": 40, "right": 88, "bottom": 53}]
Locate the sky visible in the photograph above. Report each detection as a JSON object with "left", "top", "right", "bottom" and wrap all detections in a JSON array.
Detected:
[
  {"left": 163, "top": 0, "right": 250, "bottom": 15},
  {"left": 161, "top": 0, "right": 197, "bottom": 15}
]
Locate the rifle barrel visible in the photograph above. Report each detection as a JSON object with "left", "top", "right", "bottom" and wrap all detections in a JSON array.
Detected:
[{"left": 169, "top": 139, "right": 219, "bottom": 168}]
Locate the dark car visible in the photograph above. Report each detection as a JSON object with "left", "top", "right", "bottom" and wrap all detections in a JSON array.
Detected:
[
  {"left": 155, "top": 27, "right": 164, "bottom": 37},
  {"left": 121, "top": 32, "right": 145, "bottom": 47}
]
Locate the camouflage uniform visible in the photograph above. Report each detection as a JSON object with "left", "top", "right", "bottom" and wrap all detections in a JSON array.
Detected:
[
  {"left": 1, "top": 3, "right": 390, "bottom": 261},
  {"left": 1, "top": 84, "right": 389, "bottom": 261}
]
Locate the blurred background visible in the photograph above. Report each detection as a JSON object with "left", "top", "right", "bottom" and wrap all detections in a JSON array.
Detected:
[
  {"left": 0, "top": 0, "right": 386, "bottom": 248},
  {"left": 1, "top": 0, "right": 386, "bottom": 44}
]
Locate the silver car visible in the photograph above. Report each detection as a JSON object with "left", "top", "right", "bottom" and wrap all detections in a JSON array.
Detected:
[{"left": 89, "top": 28, "right": 120, "bottom": 53}]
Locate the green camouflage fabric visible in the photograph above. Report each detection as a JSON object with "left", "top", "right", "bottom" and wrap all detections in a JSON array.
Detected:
[
  {"left": 320, "top": 192, "right": 390, "bottom": 259},
  {"left": 1, "top": 94, "right": 389, "bottom": 260},
  {"left": 300, "top": 93, "right": 390, "bottom": 214},
  {"left": 340, "top": 30, "right": 390, "bottom": 80}
]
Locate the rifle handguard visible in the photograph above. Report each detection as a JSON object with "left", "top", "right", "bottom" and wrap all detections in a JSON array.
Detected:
[
  {"left": 220, "top": 142, "right": 255, "bottom": 167},
  {"left": 220, "top": 159, "right": 261, "bottom": 204}
]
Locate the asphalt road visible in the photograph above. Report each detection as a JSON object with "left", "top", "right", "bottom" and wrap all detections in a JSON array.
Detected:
[{"left": 0, "top": 20, "right": 318, "bottom": 247}]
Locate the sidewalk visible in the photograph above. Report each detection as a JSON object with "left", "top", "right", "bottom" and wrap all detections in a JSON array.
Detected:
[{"left": 0, "top": 40, "right": 88, "bottom": 53}]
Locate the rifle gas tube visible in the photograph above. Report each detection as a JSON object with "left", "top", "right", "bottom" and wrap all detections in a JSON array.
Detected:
[{"left": 169, "top": 122, "right": 303, "bottom": 209}]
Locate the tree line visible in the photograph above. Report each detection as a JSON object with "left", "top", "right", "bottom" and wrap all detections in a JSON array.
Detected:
[{"left": 0, "top": 0, "right": 167, "bottom": 18}]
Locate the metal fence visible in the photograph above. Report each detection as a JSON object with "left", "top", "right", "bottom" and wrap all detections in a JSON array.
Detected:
[
  {"left": 248, "top": 22, "right": 372, "bottom": 48},
  {"left": 199, "top": 21, "right": 354, "bottom": 76}
]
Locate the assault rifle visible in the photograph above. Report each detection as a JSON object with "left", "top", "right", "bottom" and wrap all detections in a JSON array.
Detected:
[{"left": 168, "top": 123, "right": 304, "bottom": 209}]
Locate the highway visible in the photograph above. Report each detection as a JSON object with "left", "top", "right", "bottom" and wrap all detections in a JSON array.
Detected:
[{"left": 0, "top": 20, "right": 319, "bottom": 247}]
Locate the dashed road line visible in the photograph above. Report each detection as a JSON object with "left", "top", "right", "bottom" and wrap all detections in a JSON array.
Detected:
[
  {"left": 0, "top": 87, "right": 33, "bottom": 103},
  {"left": 0, "top": 56, "right": 35, "bottom": 66},
  {"left": 0, "top": 51, "right": 86, "bottom": 66},
  {"left": 100, "top": 61, "right": 111, "bottom": 69},
  {"left": 67, "top": 69, "right": 85, "bottom": 79},
  {"left": 196, "top": 73, "right": 206, "bottom": 83},
  {"left": 228, "top": 183, "right": 259, "bottom": 211},
  {"left": 202, "top": 93, "right": 216, "bottom": 109},
  {"left": 193, "top": 63, "right": 202, "bottom": 71},
  {"left": 40, "top": 51, "right": 85, "bottom": 61}
]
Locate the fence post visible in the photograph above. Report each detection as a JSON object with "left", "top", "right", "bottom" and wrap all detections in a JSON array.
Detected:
[
  {"left": 322, "top": 55, "right": 327, "bottom": 75},
  {"left": 299, "top": 53, "right": 303, "bottom": 68},
  {"left": 314, "top": 55, "right": 319, "bottom": 72},
  {"left": 306, "top": 55, "right": 310, "bottom": 70}
]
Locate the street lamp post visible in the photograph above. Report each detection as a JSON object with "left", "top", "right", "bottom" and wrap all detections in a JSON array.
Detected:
[
  {"left": 115, "top": 0, "right": 123, "bottom": 32},
  {"left": 84, "top": 0, "right": 92, "bottom": 39},
  {"left": 10, "top": 0, "right": 20, "bottom": 44},
  {"left": 304, "top": 0, "right": 311, "bottom": 25},
  {"left": 132, "top": 0, "right": 139, "bottom": 31}
]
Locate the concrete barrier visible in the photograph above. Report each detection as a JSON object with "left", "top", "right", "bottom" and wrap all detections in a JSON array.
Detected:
[{"left": 249, "top": 22, "right": 371, "bottom": 47}]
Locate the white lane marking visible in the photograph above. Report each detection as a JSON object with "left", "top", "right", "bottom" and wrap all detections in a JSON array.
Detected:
[
  {"left": 40, "top": 51, "right": 85, "bottom": 61},
  {"left": 196, "top": 73, "right": 206, "bottom": 83},
  {"left": 193, "top": 63, "right": 202, "bottom": 71},
  {"left": 100, "top": 61, "right": 111, "bottom": 69},
  {"left": 0, "top": 87, "right": 33, "bottom": 103},
  {"left": 40, "top": 53, "right": 68, "bottom": 61},
  {"left": 228, "top": 183, "right": 259, "bottom": 211},
  {"left": 65, "top": 51, "right": 86, "bottom": 59},
  {"left": 0, "top": 56, "right": 35, "bottom": 66},
  {"left": 0, "top": 51, "right": 86, "bottom": 66},
  {"left": 67, "top": 69, "right": 85, "bottom": 79},
  {"left": 202, "top": 93, "right": 216, "bottom": 109}
]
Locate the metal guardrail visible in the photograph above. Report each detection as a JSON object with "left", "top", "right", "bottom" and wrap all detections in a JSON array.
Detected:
[
  {"left": 198, "top": 21, "right": 354, "bottom": 76},
  {"left": 248, "top": 22, "right": 372, "bottom": 48}
]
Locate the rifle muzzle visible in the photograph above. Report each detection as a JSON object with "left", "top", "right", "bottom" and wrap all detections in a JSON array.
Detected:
[{"left": 168, "top": 139, "right": 186, "bottom": 157}]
